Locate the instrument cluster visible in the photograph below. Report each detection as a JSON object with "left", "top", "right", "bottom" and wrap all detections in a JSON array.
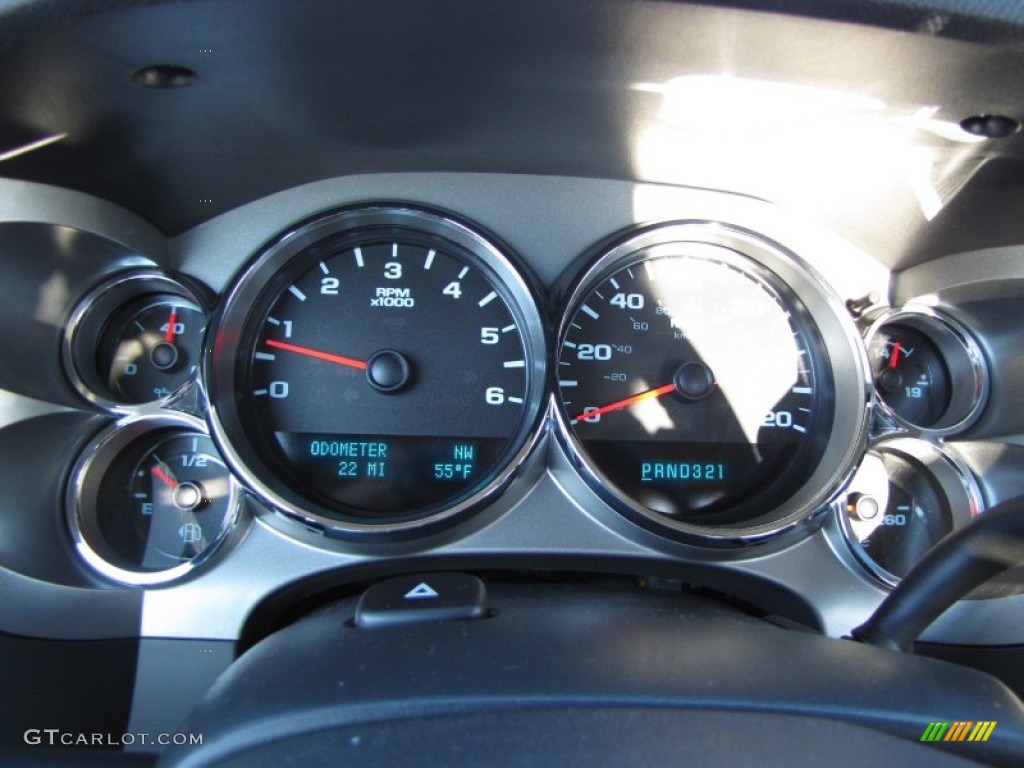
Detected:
[{"left": 60, "top": 203, "right": 993, "bottom": 591}]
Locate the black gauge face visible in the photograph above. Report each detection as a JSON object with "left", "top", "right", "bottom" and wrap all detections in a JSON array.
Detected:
[
  {"left": 557, "top": 249, "right": 833, "bottom": 528},
  {"left": 841, "top": 442, "right": 979, "bottom": 584},
  {"left": 84, "top": 431, "right": 235, "bottom": 577},
  {"left": 845, "top": 452, "right": 951, "bottom": 580},
  {"left": 868, "top": 325, "right": 951, "bottom": 428},
  {"left": 95, "top": 297, "right": 206, "bottom": 404},
  {"left": 220, "top": 211, "right": 542, "bottom": 526}
]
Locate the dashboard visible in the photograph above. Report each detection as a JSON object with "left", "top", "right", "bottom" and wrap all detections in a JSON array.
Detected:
[{"left": 5, "top": 0, "right": 1024, "bottom": 765}]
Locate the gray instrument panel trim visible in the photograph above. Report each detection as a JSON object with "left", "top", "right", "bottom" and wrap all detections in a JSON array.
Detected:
[{"left": 2, "top": 173, "right": 1023, "bottom": 646}]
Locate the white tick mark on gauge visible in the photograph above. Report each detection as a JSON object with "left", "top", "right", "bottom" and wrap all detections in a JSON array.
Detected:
[
  {"left": 791, "top": 386, "right": 812, "bottom": 394},
  {"left": 392, "top": 243, "right": 399, "bottom": 259},
  {"left": 610, "top": 277, "right": 620, "bottom": 290},
  {"left": 288, "top": 285, "right": 306, "bottom": 302},
  {"left": 478, "top": 291, "right": 497, "bottom": 307},
  {"left": 319, "top": 261, "right": 330, "bottom": 275},
  {"left": 508, "top": 396, "right": 524, "bottom": 404},
  {"left": 504, "top": 360, "right": 525, "bottom": 368},
  {"left": 354, "top": 247, "right": 365, "bottom": 267},
  {"left": 266, "top": 316, "right": 281, "bottom": 325},
  {"left": 792, "top": 424, "right": 807, "bottom": 433},
  {"left": 501, "top": 324, "right": 516, "bottom": 333},
  {"left": 581, "top": 305, "right": 599, "bottom": 320},
  {"left": 563, "top": 340, "right": 577, "bottom": 349},
  {"left": 458, "top": 266, "right": 469, "bottom": 279},
  {"left": 560, "top": 380, "right": 578, "bottom": 387},
  {"left": 253, "top": 389, "right": 268, "bottom": 396},
  {"left": 593, "top": 290, "right": 604, "bottom": 300},
  {"left": 254, "top": 352, "right": 275, "bottom": 361},
  {"left": 424, "top": 249, "right": 436, "bottom": 270}
]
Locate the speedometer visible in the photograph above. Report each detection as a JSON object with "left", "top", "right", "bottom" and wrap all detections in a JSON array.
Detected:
[
  {"left": 554, "top": 223, "right": 870, "bottom": 544},
  {"left": 207, "top": 206, "right": 546, "bottom": 537}
]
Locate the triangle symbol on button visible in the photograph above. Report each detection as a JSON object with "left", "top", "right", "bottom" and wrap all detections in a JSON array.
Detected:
[{"left": 404, "top": 582, "right": 440, "bottom": 600}]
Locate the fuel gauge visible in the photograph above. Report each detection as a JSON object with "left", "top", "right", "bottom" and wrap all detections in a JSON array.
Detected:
[{"left": 68, "top": 416, "right": 239, "bottom": 585}]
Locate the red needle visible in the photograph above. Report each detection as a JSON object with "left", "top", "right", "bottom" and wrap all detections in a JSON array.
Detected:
[
  {"left": 265, "top": 339, "right": 368, "bottom": 370},
  {"left": 151, "top": 465, "right": 177, "bottom": 489},
  {"left": 888, "top": 342, "right": 902, "bottom": 369},
  {"left": 574, "top": 383, "right": 677, "bottom": 423},
  {"left": 164, "top": 308, "right": 178, "bottom": 342}
]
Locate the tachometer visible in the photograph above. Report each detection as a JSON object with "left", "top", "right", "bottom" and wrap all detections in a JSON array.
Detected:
[
  {"left": 554, "top": 223, "right": 869, "bottom": 544},
  {"left": 207, "top": 206, "right": 546, "bottom": 537}
]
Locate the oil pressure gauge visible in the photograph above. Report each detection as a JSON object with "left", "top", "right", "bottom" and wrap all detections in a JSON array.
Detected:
[{"left": 64, "top": 271, "right": 209, "bottom": 411}]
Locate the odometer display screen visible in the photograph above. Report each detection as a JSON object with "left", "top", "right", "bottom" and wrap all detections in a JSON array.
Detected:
[{"left": 557, "top": 241, "right": 834, "bottom": 529}]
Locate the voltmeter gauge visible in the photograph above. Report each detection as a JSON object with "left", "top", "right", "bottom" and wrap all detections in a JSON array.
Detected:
[
  {"left": 68, "top": 416, "right": 239, "bottom": 585},
  {"left": 840, "top": 439, "right": 982, "bottom": 585},
  {"left": 64, "top": 271, "right": 209, "bottom": 411},
  {"left": 865, "top": 308, "right": 987, "bottom": 436}
]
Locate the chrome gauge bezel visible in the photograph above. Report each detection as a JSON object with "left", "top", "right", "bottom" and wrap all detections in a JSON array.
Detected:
[
  {"left": 864, "top": 306, "right": 988, "bottom": 438},
  {"left": 552, "top": 221, "right": 872, "bottom": 546},
  {"left": 66, "top": 413, "right": 241, "bottom": 586},
  {"left": 838, "top": 438, "right": 983, "bottom": 588},
  {"left": 205, "top": 204, "right": 548, "bottom": 539},
  {"left": 63, "top": 270, "right": 210, "bottom": 413}
]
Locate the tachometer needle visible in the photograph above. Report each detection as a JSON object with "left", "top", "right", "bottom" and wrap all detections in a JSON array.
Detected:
[
  {"left": 265, "top": 339, "right": 368, "bottom": 370},
  {"left": 164, "top": 308, "right": 178, "bottom": 342},
  {"left": 573, "top": 383, "right": 676, "bottom": 423},
  {"left": 151, "top": 464, "right": 178, "bottom": 489},
  {"left": 888, "top": 342, "right": 902, "bottom": 369}
]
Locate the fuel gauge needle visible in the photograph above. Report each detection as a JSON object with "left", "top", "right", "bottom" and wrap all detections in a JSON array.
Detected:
[{"left": 151, "top": 464, "right": 178, "bottom": 489}]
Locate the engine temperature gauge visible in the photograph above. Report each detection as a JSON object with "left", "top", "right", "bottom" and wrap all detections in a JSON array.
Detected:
[
  {"left": 68, "top": 417, "right": 238, "bottom": 585},
  {"left": 840, "top": 439, "right": 981, "bottom": 585}
]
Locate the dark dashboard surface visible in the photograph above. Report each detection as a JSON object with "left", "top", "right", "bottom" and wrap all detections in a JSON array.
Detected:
[{"left": 4, "top": 0, "right": 1024, "bottom": 765}]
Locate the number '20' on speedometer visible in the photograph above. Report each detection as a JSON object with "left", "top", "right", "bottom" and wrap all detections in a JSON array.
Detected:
[
  {"left": 554, "top": 224, "right": 865, "bottom": 543},
  {"left": 207, "top": 206, "right": 547, "bottom": 537}
]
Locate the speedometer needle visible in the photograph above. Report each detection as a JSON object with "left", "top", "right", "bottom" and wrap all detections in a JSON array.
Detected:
[
  {"left": 573, "top": 383, "right": 676, "bottom": 423},
  {"left": 265, "top": 339, "right": 368, "bottom": 370}
]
